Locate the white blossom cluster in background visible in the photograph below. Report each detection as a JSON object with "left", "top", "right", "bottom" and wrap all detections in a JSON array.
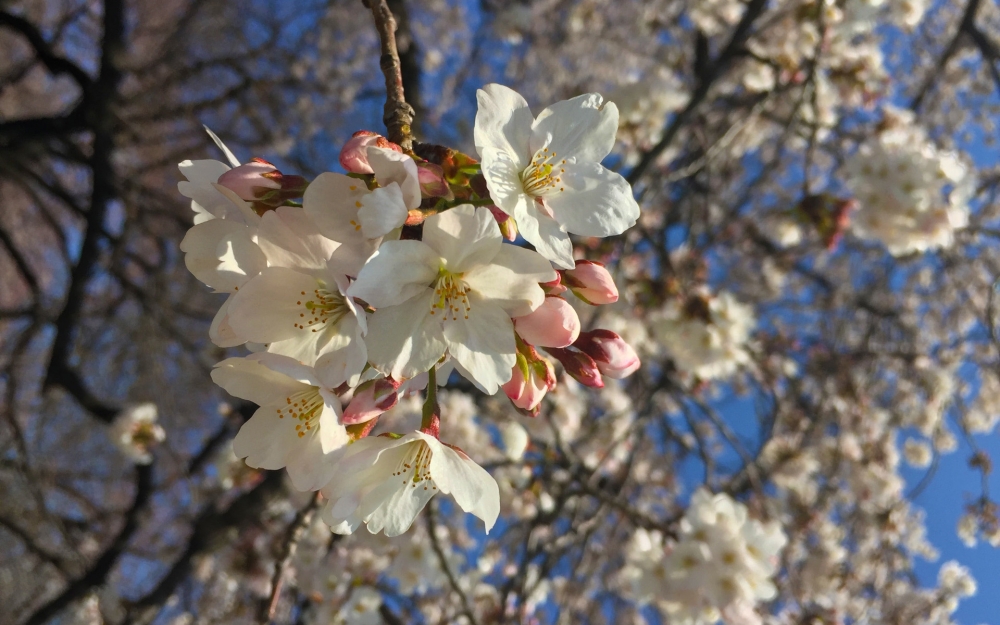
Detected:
[
  {"left": 650, "top": 290, "right": 755, "bottom": 381},
  {"left": 845, "top": 106, "right": 973, "bottom": 255},
  {"left": 177, "top": 84, "right": 642, "bottom": 537},
  {"left": 622, "top": 490, "right": 786, "bottom": 625}
]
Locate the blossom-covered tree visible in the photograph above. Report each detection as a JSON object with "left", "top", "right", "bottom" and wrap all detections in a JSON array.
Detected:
[{"left": 2, "top": 0, "right": 1000, "bottom": 624}]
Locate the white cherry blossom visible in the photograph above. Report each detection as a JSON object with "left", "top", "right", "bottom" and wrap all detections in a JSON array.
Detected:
[
  {"left": 348, "top": 204, "right": 555, "bottom": 394},
  {"left": 211, "top": 353, "right": 349, "bottom": 491},
  {"left": 319, "top": 430, "right": 500, "bottom": 537},
  {"left": 227, "top": 206, "right": 367, "bottom": 388},
  {"left": 475, "top": 83, "right": 640, "bottom": 268}
]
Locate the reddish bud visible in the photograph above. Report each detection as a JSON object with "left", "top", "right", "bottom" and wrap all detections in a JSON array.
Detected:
[
  {"left": 514, "top": 296, "right": 581, "bottom": 348},
  {"left": 341, "top": 377, "right": 400, "bottom": 425},
  {"left": 541, "top": 273, "right": 567, "bottom": 295},
  {"left": 573, "top": 330, "right": 641, "bottom": 379},
  {"left": 416, "top": 162, "right": 454, "bottom": 199},
  {"left": 563, "top": 260, "right": 619, "bottom": 305},
  {"left": 488, "top": 205, "right": 518, "bottom": 241},
  {"left": 217, "top": 159, "right": 281, "bottom": 201},
  {"left": 339, "top": 130, "right": 402, "bottom": 174},
  {"left": 546, "top": 347, "right": 604, "bottom": 388},
  {"left": 502, "top": 350, "right": 557, "bottom": 414}
]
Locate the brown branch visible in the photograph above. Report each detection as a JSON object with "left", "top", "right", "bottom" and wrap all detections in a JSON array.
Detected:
[
  {"left": 909, "top": 0, "right": 982, "bottom": 110},
  {"left": 260, "top": 493, "right": 321, "bottom": 624},
  {"left": 22, "top": 464, "right": 154, "bottom": 625},
  {"left": 363, "top": 0, "right": 416, "bottom": 150}
]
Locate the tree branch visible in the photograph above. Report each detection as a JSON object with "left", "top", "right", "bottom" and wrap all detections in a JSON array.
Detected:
[
  {"left": 260, "top": 493, "right": 320, "bottom": 624},
  {"left": 363, "top": 0, "right": 416, "bottom": 150}
]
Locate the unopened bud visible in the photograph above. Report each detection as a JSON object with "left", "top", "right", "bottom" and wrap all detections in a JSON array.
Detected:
[
  {"left": 514, "top": 296, "right": 581, "bottom": 348},
  {"left": 546, "top": 347, "right": 604, "bottom": 388},
  {"left": 541, "top": 273, "right": 567, "bottom": 296},
  {"left": 416, "top": 162, "right": 454, "bottom": 200},
  {"left": 563, "top": 260, "right": 619, "bottom": 305},
  {"left": 339, "top": 130, "right": 402, "bottom": 174},
  {"left": 488, "top": 205, "right": 518, "bottom": 241},
  {"left": 217, "top": 159, "right": 281, "bottom": 201},
  {"left": 502, "top": 352, "right": 556, "bottom": 414},
  {"left": 341, "top": 377, "right": 400, "bottom": 425},
  {"left": 573, "top": 329, "right": 641, "bottom": 379}
]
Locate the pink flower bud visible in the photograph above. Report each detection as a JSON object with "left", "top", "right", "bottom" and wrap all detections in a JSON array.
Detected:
[
  {"left": 339, "top": 130, "right": 402, "bottom": 174},
  {"left": 216, "top": 158, "right": 281, "bottom": 200},
  {"left": 513, "top": 296, "right": 581, "bottom": 348},
  {"left": 341, "top": 377, "right": 400, "bottom": 425},
  {"left": 488, "top": 205, "right": 518, "bottom": 241},
  {"left": 573, "top": 330, "right": 640, "bottom": 379},
  {"left": 546, "top": 347, "right": 604, "bottom": 388},
  {"left": 541, "top": 273, "right": 567, "bottom": 296},
  {"left": 563, "top": 260, "right": 619, "bottom": 305},
  {"left": 416, "top": 162, "right": 454, "bottom": 199},
  {"left": 502, "top": 356, "right": 556, "bottom": 414}
]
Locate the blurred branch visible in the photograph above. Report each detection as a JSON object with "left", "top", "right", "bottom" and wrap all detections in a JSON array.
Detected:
[
  {"left": 909, "top": 0, "right": 982, "bottom": 110},
  {"left": 22, "top": 464, "right": 154, "bottom": 625},
  {"left": 0, "top": 10, "right": 93, "bottom": 94},
  {"left": 261, "top": 493, "right": 320, "bottom": 624},
  {"left": 363, "top": 0, "right": 416, "bottom": 150}
]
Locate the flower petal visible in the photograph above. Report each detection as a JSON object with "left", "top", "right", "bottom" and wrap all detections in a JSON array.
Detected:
[
  {"left": 358, "top": 182, "right": 409, "bottom": 239},
  {"left": 463, "top": 244, "right": 554, "bottom": 317},
  {"left": 543, "top": 162, "right": 640, "bottom": 237},
  {"left": 314, "top": 320, "right": 368, "bottom": 388},
  {"left": 228, "top": 267, "right": 321, "bottom": 344},
  {"left": 211, "top": 356, "right": 307, "bottom": 406},
  {"left": 209, "top": 294, "right": 245, "bottom": 347},
  {"left": 422, "top": 205, "right": 501, "bottom": 273},
  {"left": 257, "top": 206, "right": 339, "bottom": 274},
  {"left": 347, "top": 241, "right": 438, "bottom": 308},
  {"left": 475, "top": 84, "right": 534, "bottom": 169},
  {"left": 529, "top": 93, "right": 618, "bottom": 163},
  {"left": 443, "top": 295, "right": 516, "bottom": 394},
  {"left": 303, "top": 172, "right": 370, "bottom": 242},
  {"left": 232, "top": 405, "right": 300, "bottom": 469},
  {"left": 422, "top": 434, "right": 501, "bottom": 533},
  {"left": 367, "top": 148, "right": 421, "bottom": 209},
  {"left": 479, "top": 146, "right": 527, "bottom": 217},
  {"left": 514, "top": 202, "right": 576, "bottom": 269},
  {"left": 366, "top": 291, "right": 448, "bottom": 381},
  {"left": 180, "top": 219, "right": 266, "bottom": 292}
]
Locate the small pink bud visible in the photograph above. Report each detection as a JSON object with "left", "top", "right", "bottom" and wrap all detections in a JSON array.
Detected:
[
  {"left": 341, "top": 377, "right": 400, "bottom": 425},
  {"left": 488, "top": 205, "right": 518, "bottom": 241},
  {"left": 339, "top": 130, "right": 402, "bottom": 174},
  {"left": 563, "top": 260, "right": 619, "bottom": 305},
  {"left": 546, "top": 347, "right": 604, "bottom": 388},
  {"left": 573, "top": 330, "right": 640, "bottom": 379},
  {"left": 541, "top": 273, "right": 567, "bottom": 296},
  {"left": 216, "top": 158, "right": 281, "bottom": 201},
  {"left": 416, "top": 162, "right": 454, "bottom": 199},
  {"left": 514, "top": 296, "right": 581, "bottom": 348},
  {"left": 502, "top": 356, "right": 556, "bottom": 414}
]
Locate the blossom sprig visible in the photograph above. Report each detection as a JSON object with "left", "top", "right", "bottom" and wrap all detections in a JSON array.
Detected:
[{"left": 177, "top": 84, "right": 642, "bottom": 536}]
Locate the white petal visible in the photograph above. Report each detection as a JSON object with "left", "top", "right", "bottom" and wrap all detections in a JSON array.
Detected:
[
  {"left": 314, "top": 321, "right": 368, "bottom": 388},
  {"left": 203, "top": 125, "right": 241, "bottom": 167},
  {"left": 463, "top": 246, "right": 552, "bottom": 317},
  {"left": 358, "top": 183, "right": 409, "bottom": 239},
  {"left": 179, "top": 159, "right": 230, "bottom": 185},
  {"left": 303, "top": 172, "right": 370, "bottom": 244},
  {"left": 180, "top": 219, "right": 266, "bottom": 292},
  {"left": 475, "top": 84, "right": 534, "bottom": 169},
  {"left": 543, "top": 162, "right": 640, "bottom": 237},
  {"left": 211, "top": 356, "right": 307, "bottom": 407},
  {"left": 422, "top": 205, "right": 501, "bottom": 273},
  {"left": 209, "top": 294, "right": 245, "bottom": 347},
  {"left": 248, "top": 352, "right": 322, "bottom": 386},
  {"left": 422, "top": 434, "right": 501, "bottom": 533},
  {"left": 347, "top": 241, "right": 438, "bottom": 308},
  {"left": 443, "top": 295, "right": 516, "bottom": 394},
  {"left": 479, "top": 146, "right": 528, "bottom": 217},
  {"left": 366, "top": 291, "right": 448, "bottom": 381},
  {"left": 514, "top": 202, "right": 575, "bottom": 269},
  {"left": 232, "top": 406, "right": 300, "bottom": 469},
  {"left": 529, "top": 93, "right": 618, "bottom": 163},
  {"left": 257, "top": 206, "right": 339, "bottom": 274},
  {"left": 367, "top": 148, "right": 421, "bottom": 209},
  {"left": 228, "top": 268, "right": 321, "bottom": 344}
]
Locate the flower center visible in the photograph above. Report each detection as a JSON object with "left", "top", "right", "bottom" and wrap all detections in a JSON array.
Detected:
[
  {"left": 391, "top": 441, "right": 438, "bottom": 491},
  {"left": 291, "top": 283, "right": 350, "bottom": 333},
  {"left": 275, "top": 388, "right": 324, "bottom": 438},
  {"left": 430, "top": 270, "right": 471, "bottom": 320},
  {"left": 520, "top": 147, "right": 566, "bottom": 197}
]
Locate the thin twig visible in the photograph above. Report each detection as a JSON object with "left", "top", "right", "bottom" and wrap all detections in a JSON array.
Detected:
[
  {"left": 363, "top": 0, "right": 416, "bottom": 150},
  {"left": 262, "top": 492, "right": 321, "bottom": 624},
  {"left": 425, "top": 502, "right": 480, "bottom": 625}
]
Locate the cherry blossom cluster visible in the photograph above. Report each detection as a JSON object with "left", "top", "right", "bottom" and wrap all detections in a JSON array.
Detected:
[
  {"left": 845, "top": 106, "right": 974, "bottom": 255},
  {"left": 176, "top": 85, "right": 641, "bottom": 537},
  {"left": 620, "top": 489, "right": 787, "bottom": 625}
]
